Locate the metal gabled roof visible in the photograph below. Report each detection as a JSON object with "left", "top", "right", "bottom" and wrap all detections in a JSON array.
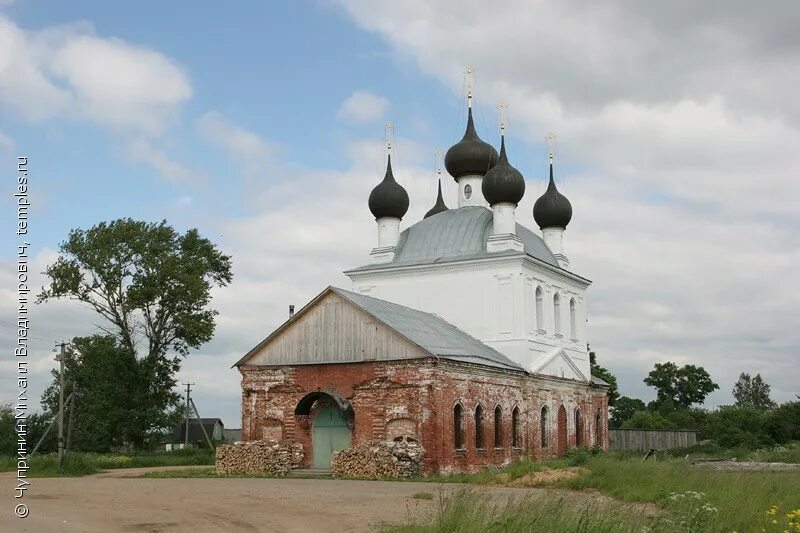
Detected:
[
  {"left": 346, "top": 206, "right": 562, "bottom": 273},
  {"left": 330, "top": 287, "right": 525, "bottom": 372},
  {"left": 235, "top": 286, "right": 525, "bottom": 372}
]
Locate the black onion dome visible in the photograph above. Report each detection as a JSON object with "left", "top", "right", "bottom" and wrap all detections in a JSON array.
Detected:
[
  {"left": 481, "top": 136, "right": 525, "bottom": 206},
  {"left": 369, "top": 154, "right": 410, "bottom": 220},
  {"left": 444, "top": 107, "right": 499, "bottom": 179},
  {"left": 424, "top": 179, "right": 449, "bottom": 218},
  {"left": 533, "top": 163, "right": 572, "bottom": 229}
]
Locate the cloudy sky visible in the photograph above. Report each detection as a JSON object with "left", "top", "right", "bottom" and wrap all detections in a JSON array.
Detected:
[{"left": 1, "top": 1, "right": 798, "bottom": 427}]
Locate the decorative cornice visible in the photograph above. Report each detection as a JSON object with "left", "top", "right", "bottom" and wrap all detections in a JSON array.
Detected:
[{"left": 346, "top": 248, "right": 591, "bottom": 287}]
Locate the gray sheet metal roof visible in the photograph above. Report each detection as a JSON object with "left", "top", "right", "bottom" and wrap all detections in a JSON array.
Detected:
[
  {"left": 331, "top": 287, "right": 525, "bottom": 372},
  {"left": 348, "top": 206, "right": 559, "bottom": 272},
  {"left": 591, "top": 375, "right": 610, "bottom": 387}
]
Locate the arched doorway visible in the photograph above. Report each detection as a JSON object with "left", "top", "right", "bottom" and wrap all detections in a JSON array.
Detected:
[
  {"left": 295, "top": 391, "right": 353, "bottom": 469},
  {"left": 312, "top": 406, "right": 351, "bottom": 468},
  {"left": 557, "top": 405, "right": 567, "bottom": 456}
]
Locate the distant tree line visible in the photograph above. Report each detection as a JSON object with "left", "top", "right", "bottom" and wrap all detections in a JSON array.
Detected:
[{"left": 609, "top": 363, "right": 800, "bottom": 448}]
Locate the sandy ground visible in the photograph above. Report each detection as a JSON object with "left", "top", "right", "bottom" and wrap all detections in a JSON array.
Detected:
[{"left": 0, "top": 467, "right": 637, "bottom": 533}]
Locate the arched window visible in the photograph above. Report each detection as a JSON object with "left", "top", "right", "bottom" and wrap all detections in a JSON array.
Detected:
[
  {"left": 494, "top": 406, "right": 503, "bottom": 447},
  {"left": 595, "top": 412, "right": 602, "bottom": 445},
  {"left": 569, "top": 298, "right": 577, "bottom": 339},
  {"left": 575, "top": 409, "right": 582, "bottom": 446},
  {"left": 535, "top": 286, "right": 544, "bottom": 330},
  {"left": 553, "top": 293, "right": 562, "bottom": 335},
  {"left": 454, "top": 404, "right": 464, "bottom": 449},
  {"left": 540, "top": 406, "right": 548, "bottom": 448},
  {"left": 475, "top": 405, "right": 485, "bottom": 449},
  {"left": 512, "top": 407, "right": 521, "bottom": 448}
]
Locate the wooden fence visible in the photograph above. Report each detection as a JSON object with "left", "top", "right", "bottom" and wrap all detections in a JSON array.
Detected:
[{"left": 609, "top": 429, "right": 698, "bottom": 451}]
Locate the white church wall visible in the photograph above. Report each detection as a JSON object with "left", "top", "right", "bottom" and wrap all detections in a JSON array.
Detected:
[{"left": 347, "top": 254, "right": 591, "bottom": 381}]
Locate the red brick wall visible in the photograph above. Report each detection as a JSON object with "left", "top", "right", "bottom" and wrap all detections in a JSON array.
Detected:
[{"left": 239, "top": 359, "right": 609, "bottom": 474}]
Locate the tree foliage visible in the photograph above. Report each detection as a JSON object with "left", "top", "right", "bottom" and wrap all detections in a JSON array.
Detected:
[
  {"left": 610, "top": 396, "right": 646, "bottom": 429},
  {"left": 765, "top": 401, "right": 800, "bottom": 444},
  {"left": 620, "top": 410, "right": 672, "bottom": 430},
  {"left": 643, "top": 362, "right": 719, "bottom": 408},
  {"left": 40, "top": 335, "right": 183, "bottom": 451},
  {"left": 704, "top": 405, "right": 771, "bottom": 448},
  {"left": 599, "top": 364, "right": 796, "bottom": 449},
  {"left": 732, "top": 373, "right": 776, "bottom": 410},
  {"left": 0, "top": 405, "right": 54, "bottom": 455},
  {"left": 589, "top": 350, "right": 619, "bottom": 405},
  {"left": 37, "top": 219, "right": 232, "bottom": 447}
]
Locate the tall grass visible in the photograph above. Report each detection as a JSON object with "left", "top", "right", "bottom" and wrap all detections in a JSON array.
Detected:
[
  {"left": 748, "top": 441, "right": 800, "bottom": 463},
  {"left": 558, "top": 455, "right": 800, "bottom": 532},
  {"left": 0, "top": 453, "right": 99, "bottom": 477},
  {"left": 0, "top": 448, "right": 215, "bottom": 477},
  {"left": 384, "top": 490, "right": 652, "bottom": 533}
]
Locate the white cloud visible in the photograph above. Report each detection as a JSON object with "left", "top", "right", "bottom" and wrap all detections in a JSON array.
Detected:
[
  {"left": 125, "top": 138, "right": 201, "bottom": 186},
  {"left": 0, "top": 14, "right": 193, "bottom": 184},
  {"left": 337, "top": 90, "right": 390, "bottom": 124},
  {"left": 0, "top": 15, "right": 191, "bottom": 134},
  {"left": 195, "top": 111, "right": 278, "bottom": 179},
  {"left": 50, "top": 35, "right": 191, "bottom": 134}
]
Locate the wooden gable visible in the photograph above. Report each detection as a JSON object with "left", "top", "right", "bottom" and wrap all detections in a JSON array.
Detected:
[{"left": 244, "top": 291, "right": 431, "bottom": 366}]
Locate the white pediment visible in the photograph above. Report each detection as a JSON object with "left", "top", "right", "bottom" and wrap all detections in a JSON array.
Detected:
[{"left": 529, "top": 346, "right": 588, "bottom": 381}]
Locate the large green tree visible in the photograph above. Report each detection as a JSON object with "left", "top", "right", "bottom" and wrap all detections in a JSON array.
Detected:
[
  {"left": 588, "top": 349, "right": 619, "bottom": 405},
  {"left": 41, "top": 335, "right": 157, "bottom": 451},
  {"left": 732, "top": 372, "right": 776, "bottom": 410},
  {"left": 643, "top": 362, "right": 719, "bottom": 408},
  {"left": 609, "top": 396, "right": 646, "bottom": 428},
  {"left": 38, "top": 219, "right": 232, "bottom": 447}
]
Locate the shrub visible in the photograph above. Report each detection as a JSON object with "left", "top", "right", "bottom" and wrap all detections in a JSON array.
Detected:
[
  {"left": 620, "top": 410, "right": 672, "bottom": 429},
  {"left": 766, "top": 401, "right": 800, "bottom": 444},
  {"left": 703, "top": 405, "right": 771, "bottom": 448},
  {"left": 565, "top": 445, "right": 601, "bottom": 466}
]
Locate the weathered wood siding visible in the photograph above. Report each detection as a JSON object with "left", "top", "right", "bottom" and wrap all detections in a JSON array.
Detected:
[
  {"left": 609, "top": 429, "right": 698, "bottom": 451},
  {"left": 247, "top": 292, "right": 430, "bottom": 365}
]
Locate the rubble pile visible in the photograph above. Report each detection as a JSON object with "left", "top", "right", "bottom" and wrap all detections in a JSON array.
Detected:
[
  {"left": 215, "top": 440, "right": 303, "bottom": 476},
  {"left": 331, "top": 438, "right": 424, "bottom": 478}
]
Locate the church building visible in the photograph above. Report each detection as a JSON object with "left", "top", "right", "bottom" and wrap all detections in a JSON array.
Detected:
[{"left": 235, "top": 92, "right": 610, "bottom": 473}]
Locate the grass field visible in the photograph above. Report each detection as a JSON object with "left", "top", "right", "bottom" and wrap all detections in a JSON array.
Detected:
[
  {"left": 394, "top": 449, "right": 800, "bottom": 533},
  {"left": 559, "top": 454, "right": 800, "bottom": 532},
  {"left": 0, "top": 447, "right": 215, "bottom": 477},
  {"left": 385, "top": 489, "right": 656, "bottom": 533}
]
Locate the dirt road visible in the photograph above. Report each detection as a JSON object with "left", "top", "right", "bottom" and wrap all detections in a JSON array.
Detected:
[{"left": 1, "top": 468, "right": 630, "bottom": 532}]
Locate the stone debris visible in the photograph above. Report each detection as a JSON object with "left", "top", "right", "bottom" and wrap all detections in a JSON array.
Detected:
[
  {"left": 215, "top": 440, "right": 304, "bottom": 475},
  {"left": 331, "top": 438, "right": 424, "bottom": 478}
]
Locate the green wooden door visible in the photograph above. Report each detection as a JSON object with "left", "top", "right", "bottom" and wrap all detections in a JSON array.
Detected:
[{"left": 312, "top": 407, "right": 351, "bottom": 468}]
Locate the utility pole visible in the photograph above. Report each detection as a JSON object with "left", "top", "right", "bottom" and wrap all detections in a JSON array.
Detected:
[
  {"left": 55, "top": 342, "right": 68, "bottom": 470},
  {"left": 66, "top": 384, "right": 78, "bottom": 455},
  {"left": 183, "top": 382, "right": 194, "bottom": 447}
]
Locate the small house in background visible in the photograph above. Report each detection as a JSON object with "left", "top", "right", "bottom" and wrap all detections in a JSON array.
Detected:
[{"left": 166, "top": 418, "right": 225, "bottom": 450}]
